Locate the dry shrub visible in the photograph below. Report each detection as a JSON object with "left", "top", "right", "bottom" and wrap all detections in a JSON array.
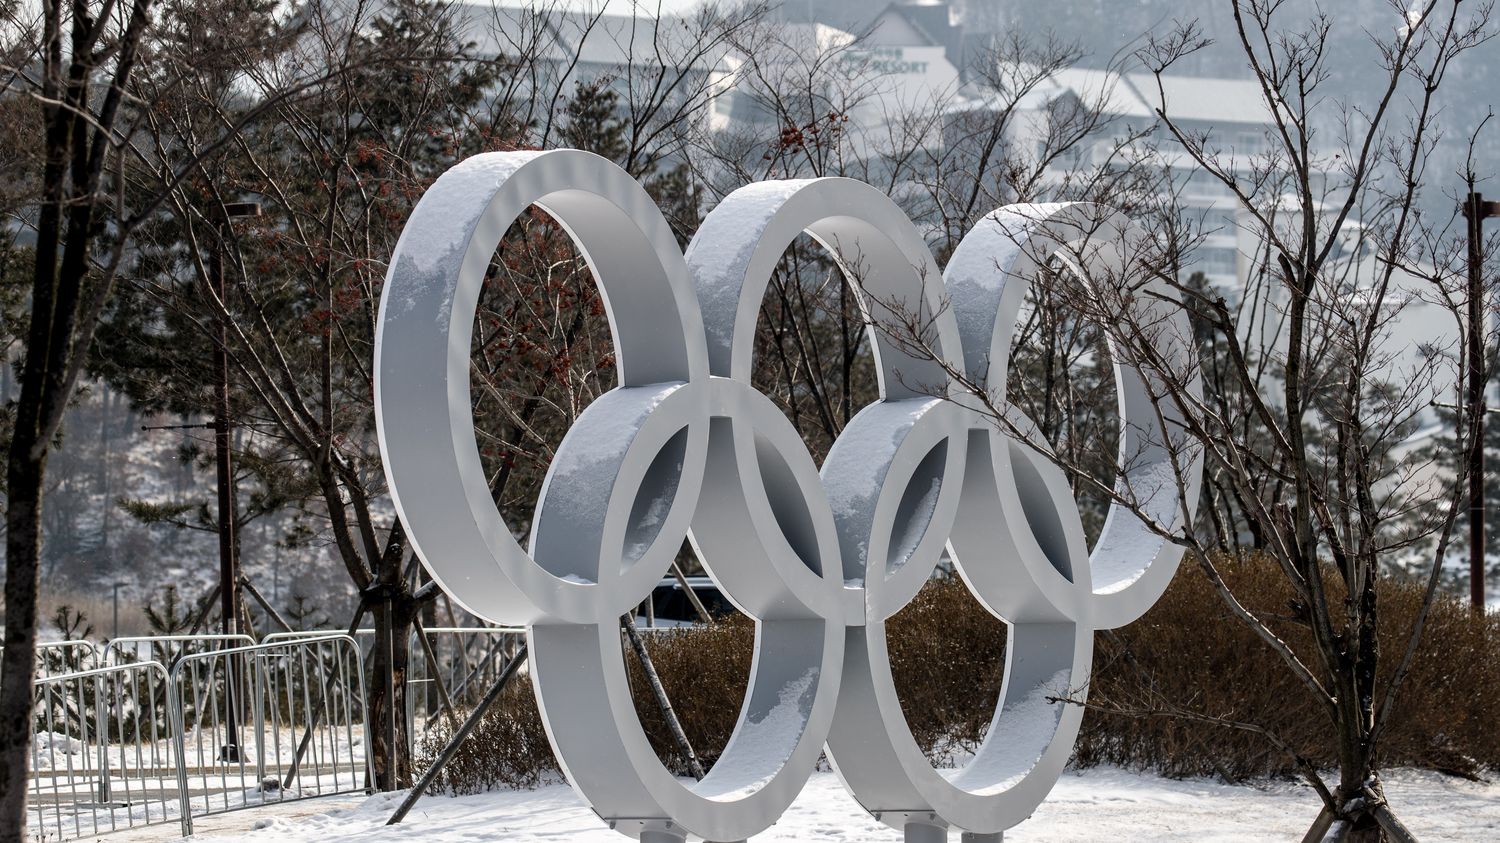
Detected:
[
  {"left": 625, "top": 587, "right": 1012, "bottom": 772},
  {"left": 627, "top": 616, "right": 755, "bottom": 774},
  {"left": 1079, "top": 554, "right": 1500, "bottom": 780},
  {"left": 415, "top": 676, "right": 556, "bottom": 793},
  {"left": 416, "top": 618, "right": 756, "bottom": 790},
  {"left": 883, "top": 574, "right": 1007, "bottom": 763},
  {"left": 626, "top": 588, "right": 1011, "bottom": 773},
  {"left": 416, "top": 561, "right": 1499, "bottom": 791}
]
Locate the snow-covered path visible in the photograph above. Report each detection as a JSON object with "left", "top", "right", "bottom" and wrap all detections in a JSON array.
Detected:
[{"left": 105, "top": 766, "right": 1498, "bottom": 842}]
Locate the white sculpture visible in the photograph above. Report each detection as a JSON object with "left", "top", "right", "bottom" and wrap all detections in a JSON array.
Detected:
[{"left": 374, "top": 150, "right": 1201, "bottom": 842}]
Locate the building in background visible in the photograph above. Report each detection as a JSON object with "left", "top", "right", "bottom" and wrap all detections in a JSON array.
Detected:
[
  {"left": 449, "top": 3, "right": 1457, "bottom": 431},
  {"left": 963, "top": 66, "right": 1278, "bottom": 290},
  {"left": 449, "top": 3, "right": 732, "bottom": 136}
]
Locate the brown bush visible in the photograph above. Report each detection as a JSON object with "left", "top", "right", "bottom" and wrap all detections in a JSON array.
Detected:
[
  {"left": 883, "top": 574, "right": 1007, "bottom": 763},
  {"left": 415, "top": 618, "right": 758, "bottom": 790},
  {"left": 627, "top": 615, "right": 756, "bottom": 774},
  {"left": 417, "top": 561, "right": 1500, "bottom": 791},
  {"left": 628, "top": 582, "right": 1010, "bottom": 773},
  {"left": 1078, "top": 555, "right": 1500, "bottom": 780},
  {"left": 415, "top": 676, "right": 556, "bottom": 793}
]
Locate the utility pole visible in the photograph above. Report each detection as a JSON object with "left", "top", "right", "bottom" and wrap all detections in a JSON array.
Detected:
[
  {"left": 211, "top": 201, "right": 262, "bottom": 760},
  {"left": 1464, "top": 191, "right": 1499, "bottom": 612}
]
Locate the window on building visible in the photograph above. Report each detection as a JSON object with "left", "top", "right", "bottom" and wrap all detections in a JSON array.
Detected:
[{"left": 1197, "top": 247, "right": 1239, "bottom": 277}]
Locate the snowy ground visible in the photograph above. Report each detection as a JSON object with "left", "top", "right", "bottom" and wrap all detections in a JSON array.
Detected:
[
  {"left": 89, "top": 766, "right": 1499, "bottom": 842},
  {"left": 28, "top": 725, "right": 366, "bottom": 842}
]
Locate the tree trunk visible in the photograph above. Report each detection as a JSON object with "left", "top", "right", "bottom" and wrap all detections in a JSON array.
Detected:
[
  {"left": 0, "top": 423, "right": 47, "bottom": 843},
  {"left": 0, "top": 82, "right": 74, "bottom": 836},
  {"left": 368, "top": 593, "right": 415, "bottom": 790}
]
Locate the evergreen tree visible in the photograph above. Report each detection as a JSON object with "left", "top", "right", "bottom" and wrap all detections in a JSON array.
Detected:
[
  {"left": 1414, "top": 349, "right": 1500, "bottom": 594},
  {"left": 93, "top": 0, "right": 509, "bottom": 790},
  {"left": 560, "top": 78, "right": 630, "bottom": 163}
]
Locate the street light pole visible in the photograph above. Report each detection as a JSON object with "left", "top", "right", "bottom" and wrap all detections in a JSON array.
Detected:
[
  {"left": 211, "top": 200, "right": 261, "bottom": 761},
  {"left": 111, "top": 581, "right": 126, "bottom": 640},
  {"left": 1464, "top": 191, "right": 1499, "bottom": 612}
]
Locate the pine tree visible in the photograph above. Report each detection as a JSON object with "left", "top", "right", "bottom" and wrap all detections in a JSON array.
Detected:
[{"left": 560, "top": 78, "right": 630, "bottom": 163}]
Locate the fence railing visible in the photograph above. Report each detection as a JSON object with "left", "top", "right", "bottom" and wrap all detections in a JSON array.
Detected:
[
  {"left": 21, "top": 618, "right": 690, "bottom": 840},
  {"left": 28, "top": 660, "right": 177, "bottom": 841},
  {"left": 102, "top": 634, "right": 257, "bottom": 668},
  {"left": 167, "top": 634, "right": 370, "bottom": 835},
  {"left": 408, "top": 626, "right": 525, "bottom": 727},
  {"left": 1, "top": 640, "right": 102, "bottom": 677},
  {"left": 33, "top": 641, "right": 101, "bottom": 676},
  {"left": 22, "top": 625, "right": 530, "bottom": 840},
  {"left": 261, "top": 625, "right": 526, "bottom": 735},
  {"left": 26, "top": 634, "right": 371, "bottom": 841}
]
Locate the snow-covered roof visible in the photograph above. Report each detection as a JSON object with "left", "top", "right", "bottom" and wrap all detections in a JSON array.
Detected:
[
  {"left": 864, "top": 2, "right": 957, "bottom": 49},
  {"left": 1124, "top": 72, "right": 1273, "bottom": 126},
  {"left": 973, "top": 63, "right": 1275, "bottom": 129},
  {"left": 448, "top": 3, "right": 732, "bottom": 72},
  {"left": 1051, "top": 67, "right": 1156, "bottom": 119}
]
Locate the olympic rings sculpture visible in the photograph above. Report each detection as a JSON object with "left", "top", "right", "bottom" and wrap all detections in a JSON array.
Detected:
[{"left": 374, "top": 149, "right": 1201, "bottom": 842}]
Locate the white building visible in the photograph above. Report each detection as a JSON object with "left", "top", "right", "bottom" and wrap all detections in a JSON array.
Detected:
[
  {"left": 445, "top": 3, "right": 735, "bottom": 152},
  {"left": 438, "top": 4, "right": 960, "bottom": 168},
  {"left": 707, "top": 20, "right": 961, "bottom": 163},
  {"left": 989, "top": 66, "right": 1279, "bottom": 290}
]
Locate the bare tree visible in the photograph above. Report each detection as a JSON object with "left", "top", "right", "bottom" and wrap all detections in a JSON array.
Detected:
[
  {"left": 872, "top": 1, "right": 1493, "bottom": 840},
  {"left": 108, "top": 0, "right": 515, "bottom": 788},
  {"left": 670, "top": 18, "right": 1151, "bottom": 466},
  {"left": 0, "top": 1, "right": 197, "bottom": 835}
]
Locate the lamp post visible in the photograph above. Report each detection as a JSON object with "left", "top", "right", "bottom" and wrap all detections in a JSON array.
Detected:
[
  {"left": 212, "top": 200, "right": 261, "bottom": 761},
  {"left": 111, "top": 581, "right": 126, "bottom": 640},
  {"left": 1464, "top": 191, "right": 1498, "bottom": 612}
]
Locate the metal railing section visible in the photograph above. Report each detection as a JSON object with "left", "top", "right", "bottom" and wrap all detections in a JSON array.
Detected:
[
  {"left": 102, "top": 634, "right": 256, "bottom": 668},
  {"left": 2, "top": 640, "right": 101, "bottom": 677},
  {"left": 20, "top": 627, "right": 542, "bottom": 839},
  {"left": 166, "top": 634, "right": 370, "bottom": 836},
  {"left": 407, "top": 626, "right": 524, "bottom": 729},
  {"left": 24, "top": 634, "right": 371, "bottom": 840},
  {"left": 29, "top": 660, "right": 177, "bottom": 840},
  {"left": 34, "top": 640, "right": 101, "bottom": 675},
  {"left": 254, "top": 626, "right": 524, "bottom": 741}
]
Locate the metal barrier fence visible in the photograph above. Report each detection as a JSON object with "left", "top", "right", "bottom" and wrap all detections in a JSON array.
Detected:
[
  {"left": 261, "top": 626, "right": 526, "bottom": 736},
  {"left": 167, "top": 634, "right": 370, "bottom": 835},
  {"left": 1, "top": 640, "right": 101, "bottom": 677},
  {"left": 21, "top": 620, "right": 687, "bottom": 840},
  {"left": 259, "top": 630, "right": 375, "bottom": 644},
  {"left": 29, "top": 660, "right": 177, "bottom": 840},
  {"left": 102, "top": 634, "right": 256, "bottom": 668},
  {"left": 34, "top": 641, "right": 100, "bottom": 676},
  {"left": 25, "top": 634, "right": 370, "bottom": 841},
  {"left": 408, "top": 627, "right": 525, "bottom": 728},
  {"left": 22, "top": 626, "right": 533, "bottom": 839}
]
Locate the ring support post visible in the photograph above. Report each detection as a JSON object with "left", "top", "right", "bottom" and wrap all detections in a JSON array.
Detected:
[{"left": 904, "top": 819, "right": 949, "bottom": 842}]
